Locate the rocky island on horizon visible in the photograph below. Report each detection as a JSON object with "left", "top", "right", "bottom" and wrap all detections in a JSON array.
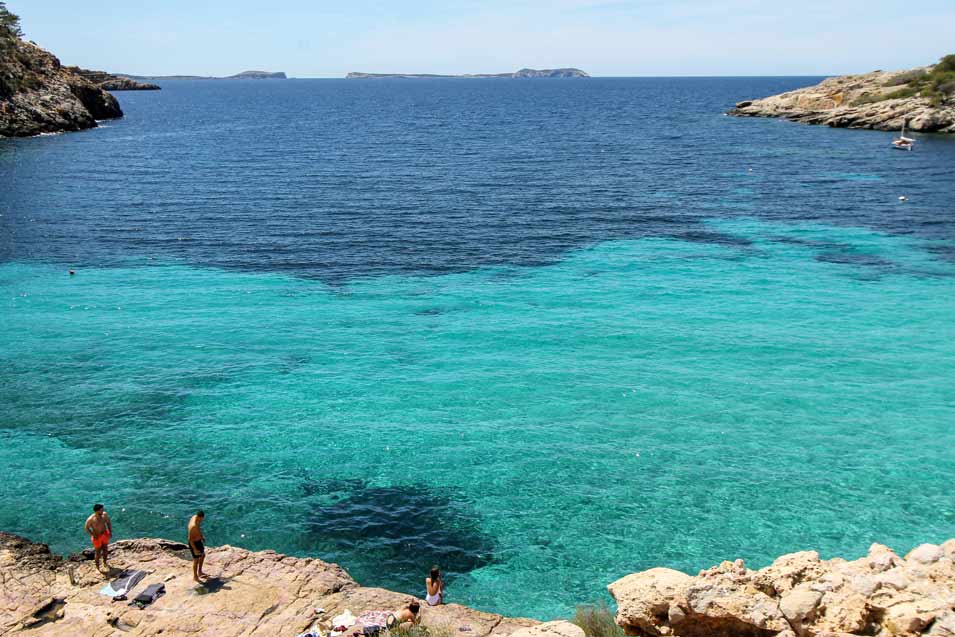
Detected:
[
  {"left": 120, "top": 70, "right": 288, "bottom": 81},
  {"left": 346, "top": 68, "right": 589, "bottom": 79},
  {"left": 3, "top": 530, "right": 954, "bottom": 636},
  {"left": 730, "top": 54, "right": 955, "bottom": 133}
]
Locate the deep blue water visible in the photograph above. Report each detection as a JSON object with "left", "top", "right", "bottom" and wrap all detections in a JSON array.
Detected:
[{"left": 2, "top": 78, "right": 954, "bottom": 619}]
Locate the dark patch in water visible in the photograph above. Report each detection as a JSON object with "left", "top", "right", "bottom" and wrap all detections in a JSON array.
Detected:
[
  {"left": 415, "top": 308, "right": 444, "bottom": 316},
  {"left": 299, "top": 474, "right": 495, "bottom": 592},
  {"left": 672, "top": 229, "right": 753, "bottom": 247},
  {"left": 815, "top": 251, "right": 895, "bottom": 268}
]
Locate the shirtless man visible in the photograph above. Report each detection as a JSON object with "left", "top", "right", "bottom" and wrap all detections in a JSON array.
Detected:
[
  {"left": 84, "top": 504, "right": 112, "bottom": 573},
  {"left": 187, "top": 510, "right": 208, "bottom": 583}
]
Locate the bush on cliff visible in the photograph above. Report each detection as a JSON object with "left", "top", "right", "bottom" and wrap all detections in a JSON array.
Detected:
[{"left": 572, "top": 602, "right": 625, "bottom": 637}]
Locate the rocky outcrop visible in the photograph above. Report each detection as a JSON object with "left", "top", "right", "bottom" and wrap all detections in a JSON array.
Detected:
[
  {"left": 346, "top": 68, "right": 589, "bottom": 79},
  {"left": 609, "top": 540, "right": 955, "bottom": 637},
  {"left": 64, "top": 67, "right": 161, "bottom": 90},
  {"left": 729, "top": 64, "right": 955, "bottom": 133},
  {"left": 0, "top": 532, "right": 537, "bottom": 637},
  {"left": 119, "top": 70, "right": 287, "bottom": 80},
  {"left": 227, "top": 70, "right": 287, "bottom": 79},
  {"left": 0, "top": 39, "right": 123, "bottom": 137}
]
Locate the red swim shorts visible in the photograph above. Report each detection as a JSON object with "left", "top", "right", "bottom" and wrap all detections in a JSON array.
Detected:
[{"left": 91, "top": 531, "right": 111, "bottom": 549}]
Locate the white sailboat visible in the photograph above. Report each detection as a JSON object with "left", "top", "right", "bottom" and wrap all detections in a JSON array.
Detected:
[{"left": 892, "top": 121, "right": 915, "bottom": 150}]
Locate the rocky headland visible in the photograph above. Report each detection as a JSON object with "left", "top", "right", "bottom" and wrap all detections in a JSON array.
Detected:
[
  {"left": 729, "top": 55, "right": 955, "bottom": 133},
  {"left": 4, "top": 532, "right": 954, "bottom": 637},
  {"left": 609, "top": 539, "right": 955, "bottom": 637},
  {"left": 0, "top": 532, "right": 554, "bottom": 637},
  {"left": 346, "top": 68, "right": 589, "bottom": 79},
  {"left": 63, "top": 67, "right": 161, "bottom": 91},
  {"left": 0, "top": 39, "right": 123, "bottom": 137}
]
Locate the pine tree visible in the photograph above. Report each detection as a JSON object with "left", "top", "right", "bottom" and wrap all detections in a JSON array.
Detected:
[{"left": 0, "top": 1, "right": 22, "bottom": 42}]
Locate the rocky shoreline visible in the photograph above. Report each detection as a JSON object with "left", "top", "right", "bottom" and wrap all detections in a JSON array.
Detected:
[
  {"left": 64, "top": 67, "right": 161, "bottom": 91},
  {"left": 729, "top": 58, "right": 955, "bottom": 133},
  {"left": 609, "top": 539, "right": 955, "bottom": 637},
  {"left": 4, "top": 532, "right": 954, "bottom": 637},
  {"left": 0, "top": 39, "right": 124, "bottom": 137},
  {"left": 0, "top": 532, "right": 549, "bottom": 637}
]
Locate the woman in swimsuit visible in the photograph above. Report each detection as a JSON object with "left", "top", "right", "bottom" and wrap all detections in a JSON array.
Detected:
[{"left": 425, "top": 565, "right": 444, "bottom": 606}]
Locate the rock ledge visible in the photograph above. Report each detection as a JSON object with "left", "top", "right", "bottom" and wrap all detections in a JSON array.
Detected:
[
  {"left": 609, "top": 540, "right": 955, "bottom": 637},
  {"left": 0, "top": 532, "right": 538, "bottom": 637},
  {"left": 728, "top": 62, "right": 955, "bottom": 133}
]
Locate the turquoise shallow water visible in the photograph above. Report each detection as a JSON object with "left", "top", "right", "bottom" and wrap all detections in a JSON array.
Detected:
[{"left": 2, "top": 217, "right": 954, "bottom": 618}]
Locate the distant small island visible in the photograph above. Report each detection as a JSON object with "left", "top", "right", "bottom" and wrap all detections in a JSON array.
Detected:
[
  {"left": 346, "top": 68, "right": 589, "bottom": 79},
  {"left": 120, "top": 70, "right": 287, "bottom": 81}
]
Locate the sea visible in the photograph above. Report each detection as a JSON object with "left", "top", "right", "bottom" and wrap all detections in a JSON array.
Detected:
[{"left": 1, "top": 77, "right": 954, "bottom": 620}]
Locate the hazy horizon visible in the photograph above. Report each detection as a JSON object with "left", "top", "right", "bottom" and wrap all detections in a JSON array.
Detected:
[{"left": 11, "top": 1, "right": 955, "bottom": 78}]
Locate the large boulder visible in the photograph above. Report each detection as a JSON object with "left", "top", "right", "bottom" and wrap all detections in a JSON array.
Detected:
[{"left": 609, "top": 539, "right": 955, "bottom": 637}]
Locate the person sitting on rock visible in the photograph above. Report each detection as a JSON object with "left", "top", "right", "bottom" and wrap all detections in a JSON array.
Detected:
[{"left": 425, "top": 565, "right": 445, "bottom": 606}]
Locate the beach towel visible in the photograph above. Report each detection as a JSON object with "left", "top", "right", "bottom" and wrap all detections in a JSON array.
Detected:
[
  {"left": 99, "top": 569, "right": 146, "bottom": 599},
  {"left": 130, "top": 582, "right": 165, "bottom": 609},
  {"left": 357, "top": 610, "right": 394, "bottom": 630}
]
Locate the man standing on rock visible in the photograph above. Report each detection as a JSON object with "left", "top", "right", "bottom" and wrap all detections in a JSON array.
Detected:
[
  {"left": 188, "top": 510, "right": 208, "bottom": 583},
  {"left": 84, "top": 503, "right": 112, "bottom": 573}
]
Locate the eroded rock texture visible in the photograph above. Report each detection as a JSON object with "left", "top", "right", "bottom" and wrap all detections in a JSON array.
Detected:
[
  {"left": 0, "top": 532, "right": 536, "bottom": 637},
  {"left": 609, "top": 540, "right": 955, "bottom": 637},
  {"left": 729, "top": 67, "right": 955, "bottom": 133}
]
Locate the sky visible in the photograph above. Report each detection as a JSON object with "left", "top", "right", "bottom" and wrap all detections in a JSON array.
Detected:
[{"left": 10, "top": 1, "right": 955, "bottom": 77}]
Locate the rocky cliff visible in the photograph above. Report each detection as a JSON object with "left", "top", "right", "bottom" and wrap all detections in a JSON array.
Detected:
[
  {"left": 0, "top": 39, "right": 123, "bottom": 137},
  {"left": 0, "top": 532, "right": 573, "bottom": 637},
  {"left": 729, "top": 56, "right": 955, "bottom": 133},
  {"left": 609, "top": 540, "right": 955, "bottom": 637},
  {"left": 64, "top": 67, "right": 160, "bottom": 90}
]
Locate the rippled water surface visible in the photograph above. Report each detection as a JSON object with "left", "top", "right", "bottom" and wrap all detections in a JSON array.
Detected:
[{"left": 2, "top": 78, "right": 955, "bottom": 619}]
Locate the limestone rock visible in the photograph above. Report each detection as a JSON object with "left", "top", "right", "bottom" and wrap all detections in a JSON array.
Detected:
[
  {"left": 728, "top": 64, "right": 955, "bottom": 133},
  {"left": 510, "top": 620, "right": 585, "bottom": 637},
  {"left": 907, "top": 543, "right": 944, "bottom": 565},
  {"left": 607, "top": 568, "right": 694, "bottom": 635},
  {"left": 778, "top": 588, "right": 822, "bottom": 629},
  {"left": 0, "top": 532, "right": 535, "bottom": 637},
  {"left": 609, "top": 538, "right": 955, "bottom": 637}
]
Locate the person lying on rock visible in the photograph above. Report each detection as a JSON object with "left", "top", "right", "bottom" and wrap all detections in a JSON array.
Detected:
[{"left": 392, "top": 599, "right": 422, "bottom": 629}]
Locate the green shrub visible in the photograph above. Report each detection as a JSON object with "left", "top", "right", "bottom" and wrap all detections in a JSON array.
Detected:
[
  {"left": 572, "top": 603, "right": 626, "bottom": 637},
  {"left": 856, "top": 54, "right": 955, "bottom": 105},
  {"left": 937, "top": 54, "right": 955, "bottom": 73},
  {"left": 884, "top": 69, "right": 927, "bottom": 86}
]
